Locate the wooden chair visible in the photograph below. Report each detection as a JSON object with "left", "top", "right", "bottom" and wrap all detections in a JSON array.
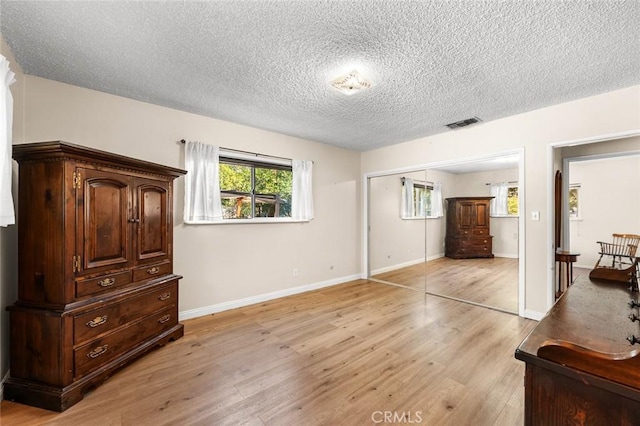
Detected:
[{"left": 590, "top": 233, "right": 640, "bottom": 284}]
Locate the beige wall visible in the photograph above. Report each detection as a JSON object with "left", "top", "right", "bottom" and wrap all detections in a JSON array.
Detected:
[
  {"left": 569, "top": 155, "right": 640, "bottom": 268},
  {"left": 362, "top": 85, "right": 640, "bottom": 316},
  {"left": 10, "top": 74, "right": 362, "bottom": 321},
  {"left": 1, "top": 37, "right": 23, "bottom": 385},
  {"left": 369, "top": 169, "right": 453, "bottom": 275}
]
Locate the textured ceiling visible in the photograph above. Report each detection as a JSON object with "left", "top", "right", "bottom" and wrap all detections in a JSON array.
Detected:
[{"left": 1, "top": 1, "right": 639, "bottom": 151}]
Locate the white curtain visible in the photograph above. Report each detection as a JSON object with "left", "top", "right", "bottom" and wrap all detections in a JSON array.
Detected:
[
  {"left": 292, "top": 159, "right": 314, "bottom": 220},
  {"left": 183, "top": 141, "right": 224, "bottom": 223},
  {"left": 490, "top": 182, "right": 509, "bottom": 216},
  {"left": 432, "top": 182, "right": 444, "bottom": 218},
  {"left": 0, "top": 54, "right": 16, "bottom": 227},
  {"left": 401, "top": 177, "right": 414, "bottom": 218}
]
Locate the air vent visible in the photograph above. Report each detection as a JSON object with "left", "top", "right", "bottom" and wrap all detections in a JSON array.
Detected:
[{"left": 446, "top": 117, "right": 482, "bottom": 130}]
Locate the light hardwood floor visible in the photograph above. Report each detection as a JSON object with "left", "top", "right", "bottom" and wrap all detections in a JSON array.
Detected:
[
  {"left": 0, "top": 280, "right": 536, "bottom": 425},
  {"left": 374, "top": 257, "right": 519, "bottom": 313}
]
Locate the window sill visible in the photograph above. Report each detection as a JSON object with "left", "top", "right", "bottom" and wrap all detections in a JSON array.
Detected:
[
  {"left": 185, "top": 217, "right": 312, "bottom": 225},
  {"left": 401, "top": 216, "right": 443, "bottom": 220}
]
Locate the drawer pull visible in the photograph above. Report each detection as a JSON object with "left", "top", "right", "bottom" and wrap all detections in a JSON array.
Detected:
[
  {"left": 86, "top": 315, "right": 108, "bottom": 328},
  {"left": 97, "top": 277, "right": 115, "bottom": 287},
  {"left": 87, "top": 345, "right": 109, "bottom": 359},
  {"left": 158, "top": 314, "right": 171, "bottom": 324},
  {"left": 158, "top": 292, "right": 171, "bottom": 301},
  {"left": 147, "top": 266, "right": 160, "bottom": 275},
  {"left": 484, "top": 240, "right": 487, "bottom": 243}
]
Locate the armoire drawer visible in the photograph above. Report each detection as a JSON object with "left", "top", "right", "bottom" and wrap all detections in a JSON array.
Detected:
[
  {"left": 73, "top": 281, "right": 178, "bottom": 345},
  {"left": 458, "top": 238, "right": 491, "bottom": 249},
  {"left": 132, "top": 261, "right": 172, "bottom": 282},
  {"left": 74, "top": 305, "right": 177, "bottom": 378},
  {"left": 75, "top": 270, "right": 133, "bottom": 299}
]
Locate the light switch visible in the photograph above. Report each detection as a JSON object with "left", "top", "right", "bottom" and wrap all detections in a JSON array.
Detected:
[{"left": 531, "top": 211, "right": 540, "bottom": 221}]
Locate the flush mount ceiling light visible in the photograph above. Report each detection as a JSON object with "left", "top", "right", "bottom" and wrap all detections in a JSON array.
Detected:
[{"left": 331, "top": 70, "right": 373, "bottom": 95}]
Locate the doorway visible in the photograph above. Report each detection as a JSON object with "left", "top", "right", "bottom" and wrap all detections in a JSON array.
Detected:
[{"left": 549, "top": 131, "right": 640, "bottom": 306}]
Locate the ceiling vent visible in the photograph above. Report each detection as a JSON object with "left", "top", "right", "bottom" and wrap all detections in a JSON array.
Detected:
[{"left": 445, "top": 117, "right": 482, "bottom": 130}]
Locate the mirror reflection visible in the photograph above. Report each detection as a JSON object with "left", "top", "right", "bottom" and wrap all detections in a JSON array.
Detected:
[{"left": 369, "top": 155, "right": 520, "bottom": 314}]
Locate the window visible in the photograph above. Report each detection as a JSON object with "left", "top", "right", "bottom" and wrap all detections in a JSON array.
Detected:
[
  {"left": 401, "top": 178, "right": 442, "bottom": 218},
  {"left": 412, "top": 182, "right": 433, "bottom": 217},
  {"left": 183, "top": 141, "right": 313, "bottom": 223},
  {"left": 490, "top": 182, "right": 519, "bottom": 216},
  {"left": 569, "top": 184, "right": 580, "bottom": 219},
  {"left": 219, "top": 158, "right": 292, "bottom": 219},
  {"left": 507, "top": 185, "right": 519, "bottom": 216}
]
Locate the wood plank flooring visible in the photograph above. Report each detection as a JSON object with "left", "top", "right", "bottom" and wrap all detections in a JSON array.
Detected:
[
  {"left": 373, "top": 257, "right": 519, "bottom": 313},
  {"left": 0, "top": 279, "right": 536, "bottom": 425}
]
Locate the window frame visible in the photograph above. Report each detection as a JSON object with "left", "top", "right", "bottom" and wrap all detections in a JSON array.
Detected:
[
  {"left": 402, "top": 179, "right": 438, "bottom": 219},
  {"left": 569, "top": 183, "right": 581, "bottom": 220},
  {"left": 506, "top": 184, "right": 519, "bottom": 217},
  {"left": 218, "top": 153, "right": 294, "bottom": 222}
]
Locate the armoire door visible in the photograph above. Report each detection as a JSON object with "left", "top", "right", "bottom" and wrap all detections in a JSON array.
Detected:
[
  {"left": 133, "top": 178, "right": 170, "bottom": 265},
  {"left": 474, "top": 201, "right": 490, "bottom": 231},
  {"left": 75, "top": 168, "right": 132, "bottom": 275}
]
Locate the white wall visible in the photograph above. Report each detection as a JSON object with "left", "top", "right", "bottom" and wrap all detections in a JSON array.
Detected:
[
  {"left": 569, "top": 155, "right": 640, "bottom": 268},
  {"left": 362, "top": 85, "right": 640, "bottom": 317},
  {"left": 9, "top": 73, "right": 362, "bottom": 321}
]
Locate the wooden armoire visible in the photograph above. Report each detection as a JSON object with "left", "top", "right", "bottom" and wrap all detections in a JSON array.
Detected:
[
  {"left": 445, "top": 197, "right": 494, "bottom": 259},
  {"left": 5, "top": 141, "right": 186, "bottom": 412}
]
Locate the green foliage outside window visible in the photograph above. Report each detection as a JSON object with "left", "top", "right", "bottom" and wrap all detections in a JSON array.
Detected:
[
  {"left": 507, "top": 186, "right": 519, "bottom": 215},
  {"left": 219, "top": 163, "right": 292, "bottom": 219},
  {"left": 568, "top": 187, "right": 579, "bottom": 218}
]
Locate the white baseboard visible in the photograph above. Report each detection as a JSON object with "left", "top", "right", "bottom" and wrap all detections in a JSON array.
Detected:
[
  {"left": 0, "top": 370, "right": 9, "bottom": 401},
  {"left": 370, "top": 254, "right": 445, "bottom": 276},
  {"left": 493, "top": 253, "right": 519, "bottom": 259},
  {"left": 524, "top": 309, "right": 546, "bottom": 321},
  {"left": 371, "top": 258, "right": 425, "bottom": 276},
  {"left": 179, "top": 273, "right": 361, "bottom": 321}
]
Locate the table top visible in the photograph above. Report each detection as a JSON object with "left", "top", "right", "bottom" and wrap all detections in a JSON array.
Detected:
[{"left": 515, "top": 276, "right": 640, "bottom": 389}]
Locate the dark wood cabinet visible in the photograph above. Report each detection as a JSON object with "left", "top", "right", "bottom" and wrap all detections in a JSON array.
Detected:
[
  {"left": 5, "top": 141, "right": 186, "bottom": 412},
  {"left": 445, "top": 197, "right": 494, "bottom": 259},
  {"left": 515, "top": 276, "right": 640, "bottom": 424}
]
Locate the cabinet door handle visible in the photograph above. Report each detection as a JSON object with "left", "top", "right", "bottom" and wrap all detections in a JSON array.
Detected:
[
  {"left": 97, "top": 277, "right": 115, "bottom": 287},
  {"left": 157, "top": 314, "right": 171, "bottom": 324},
  {"left": 128, "top": 218, "right": 140, "bottom": 223},
  {"left": 86, "top": 315, "right": 108, "bottom": 328},
  {"left": 87, "top": 345, "right": 109, "bottom": 359},
  {"left": 147, "top": 267, "right": 160, "bottom": 275},
  {"left": 158, "top": 292, "right": 171, "bottom": 301}
]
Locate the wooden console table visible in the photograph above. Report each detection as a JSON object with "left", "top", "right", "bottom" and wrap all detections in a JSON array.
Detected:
[
  {"left": 555, "top": 250, "right": 580, "bottom": 298},
  {"left": 515, "top": 276, "right": 640, "bottom": 425}
]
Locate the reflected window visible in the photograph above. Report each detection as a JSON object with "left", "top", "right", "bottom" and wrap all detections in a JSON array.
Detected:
[
  {"left": 569, "top": 184, "right": 580, "bottom": 219},
  {"left": 401, "top": 178, "right": 441, "bottom": 218},
  {"left": 507, "top": 185, "right": 519, "bottom": 215}
]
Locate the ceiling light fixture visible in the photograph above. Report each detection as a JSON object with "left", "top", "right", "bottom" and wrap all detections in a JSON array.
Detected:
[{"left": 331, "top": 70, "right": 373, "bottom": 95}]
